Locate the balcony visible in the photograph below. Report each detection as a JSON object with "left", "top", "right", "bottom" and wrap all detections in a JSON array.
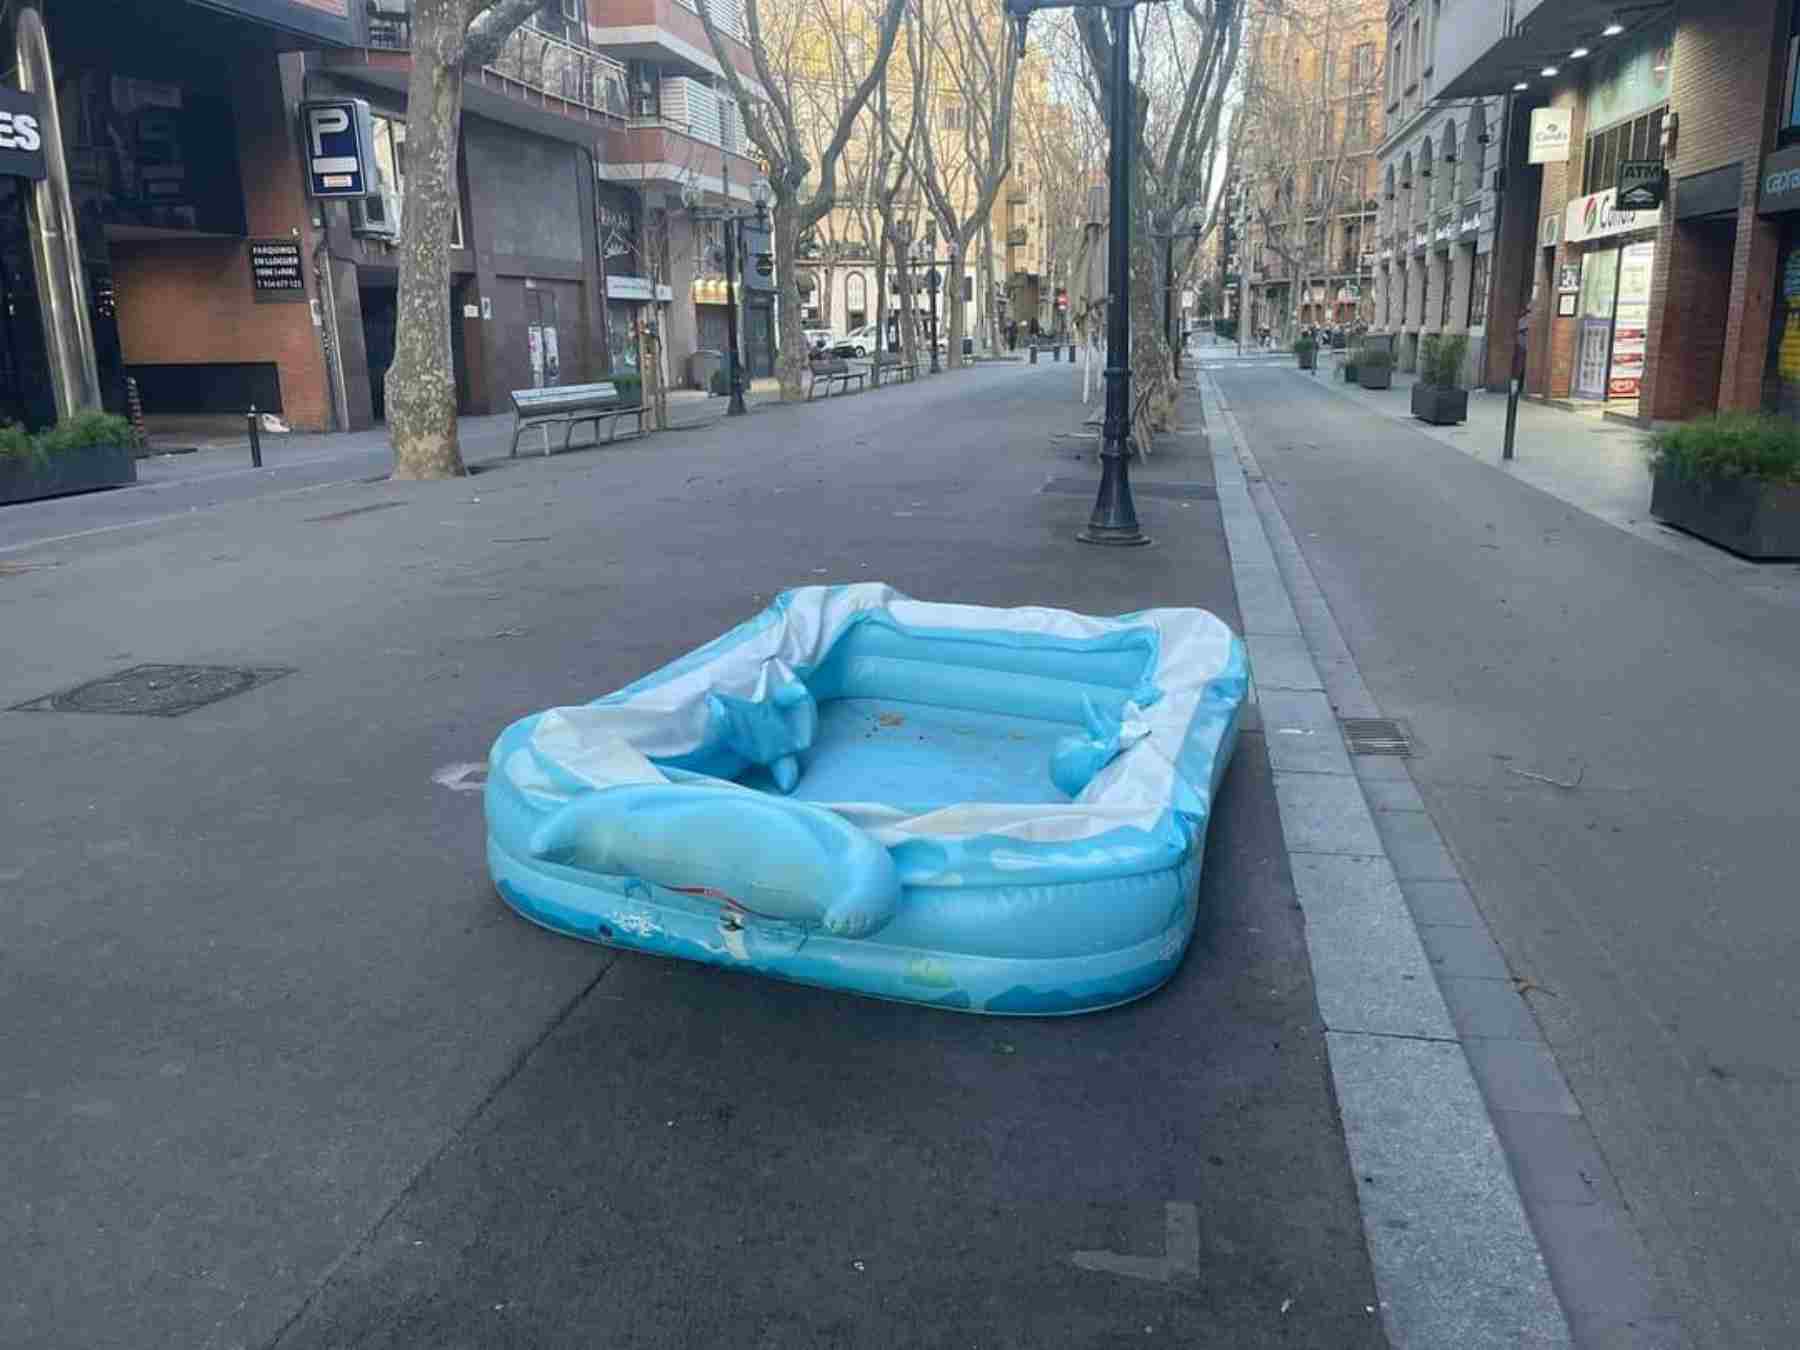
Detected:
[
  {"left": 600, "top": 78, "right": 761, "bottom": 202},
  {"left": 587, "top": 0, "right": 759, "bottom": 87},
  {"left": 341, "top": 14, "right": 628, "bottom": 141},
  {"left": 1007, "top": 226, "right": 1028, "bottom": 247}
]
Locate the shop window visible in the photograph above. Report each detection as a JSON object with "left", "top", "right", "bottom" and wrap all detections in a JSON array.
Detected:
[
  {"left": 1582, "top": 107, "right": 1665, "bottom": 197},
  {"left": 1468, "top": 251, "right": 1488, "bottom": 328},
  {"left": 846, "top": 273, "right": 867, "bottom": 328},
  {"left": 1783, "top": 1, "right": 1800, "bottom": 145}
]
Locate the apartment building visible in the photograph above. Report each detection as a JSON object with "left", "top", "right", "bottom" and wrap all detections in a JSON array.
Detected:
[{"left": 1240, "top": 0, "right": 1386, "bottom": 340}]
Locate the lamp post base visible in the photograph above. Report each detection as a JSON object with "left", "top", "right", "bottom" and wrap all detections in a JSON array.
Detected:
[
  {"left": 1077, "top": 441, "right": 1151, "bottom": 547},
  {"left": 1077, "top": 523, "right": 1153, "bottom": 547}
]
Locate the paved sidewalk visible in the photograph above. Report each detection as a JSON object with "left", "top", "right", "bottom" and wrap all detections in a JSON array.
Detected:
[{"left": 1307, "top": 355, "right": 1800, "bottom": 605}]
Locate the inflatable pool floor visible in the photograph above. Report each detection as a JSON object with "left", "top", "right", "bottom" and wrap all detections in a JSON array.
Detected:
[{"left": 485, "top": 585, "right": 1247, "bottom": 1015}]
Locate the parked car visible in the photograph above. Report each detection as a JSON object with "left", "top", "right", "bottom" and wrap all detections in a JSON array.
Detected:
[
  {"left": 833, "top": 324, "right": 878, "bottom": 358},
  {"left": 801, "top": 327, "right": 837, "bottom": 354}
]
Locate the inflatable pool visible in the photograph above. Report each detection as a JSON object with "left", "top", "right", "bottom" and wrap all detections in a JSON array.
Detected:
[{"left": 484, "top": 585, "right": 1247, "bottom": 1015}]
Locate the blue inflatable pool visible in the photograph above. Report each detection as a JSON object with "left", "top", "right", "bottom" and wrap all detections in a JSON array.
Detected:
[{"left": 485, "top": 585, "right": 1247, "bottom": 1015}]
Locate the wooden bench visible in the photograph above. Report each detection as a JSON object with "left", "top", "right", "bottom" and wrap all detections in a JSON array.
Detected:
[
  {"left": 806, "top": 355, "right": 866, "bottom": 400},
  {"left": 871, "top": 352, "right": 918, "bottom": 384},
  {"left": 508, "top": 382, "right": 646, "bottom": 457}
]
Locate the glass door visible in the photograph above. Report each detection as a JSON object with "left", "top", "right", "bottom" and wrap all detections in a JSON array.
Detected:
[{"left": 1574, "top": 246, "right": 1619, "bottom": 399}]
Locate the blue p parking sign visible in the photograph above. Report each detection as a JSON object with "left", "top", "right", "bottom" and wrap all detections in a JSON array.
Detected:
[{"left": 302, "top": 98, "right": 376, "bottom": 198}]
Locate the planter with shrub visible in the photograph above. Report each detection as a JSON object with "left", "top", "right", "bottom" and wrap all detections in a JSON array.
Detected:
[
  {"left": 609, "top": 371, "right": 643, "bottom": 408},
  {"left": 0, "top": 411, "right": 137, "bottom": 507},
  {"left": 1294, "top": 334, "right": 1317, "bottom": 370},
  {"left": 1648, "top": 413, "right": 1800, "bottom": 559},
  {"left": 1343, "top": 353, "right": 1360, "bottom": 382},
  {"left": 1410, "top": 333, "right": 1469, "bottom": 425},
  {"left": 1356, "top": 346, "right": 1393, "bottom": 390}
]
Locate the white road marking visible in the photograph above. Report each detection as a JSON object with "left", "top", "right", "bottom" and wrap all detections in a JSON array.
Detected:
[{"left": 1071, "top": 1202, "right": 1200, "bottom": 1283}]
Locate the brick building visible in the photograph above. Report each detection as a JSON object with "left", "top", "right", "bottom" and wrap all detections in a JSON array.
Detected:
[
  {"left": 1434, "top": 0, "right": 1800, "bottom": 420},
  {"left": 0, "top": 0, "right": 355, "bottom": 432}
]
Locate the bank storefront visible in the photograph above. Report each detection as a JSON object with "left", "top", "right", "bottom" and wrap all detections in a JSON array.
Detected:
[{"left": 1563, "top": 187, "right": 1660, "bottom": 415}]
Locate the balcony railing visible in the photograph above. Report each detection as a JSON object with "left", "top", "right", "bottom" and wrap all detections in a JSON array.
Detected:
[{"left": 368, "top": 13, "right": 628, "bottom": 121}]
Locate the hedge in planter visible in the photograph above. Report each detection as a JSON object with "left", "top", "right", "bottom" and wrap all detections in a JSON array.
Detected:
[
  {"left": 1294, "top": 335, "right": 1318, "bottom": 370},
  {"left": 1356, "top": 347, "right": 1392, "bottom": 390},
  {"left": 1410, "top": 334, "right": 1469, "bottom": 425},
  {"left": 1647, "top": 414, "right": 1800, "bottom": 560},
  {"left": 1, "top": 412, "right": 137, "bottom": 507}
]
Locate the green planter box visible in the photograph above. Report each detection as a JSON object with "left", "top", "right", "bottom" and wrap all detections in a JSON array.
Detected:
[
  {"left": 1343, "top": 362, "right": 1359, "bottom": 383},
  {"left": 1357, "top": 364, "right": 1392, "bottom": 390},
  {"left": 1649, "top": 467, "right": 1800, "bottom": 559},
  {"left": 0, "top": 444, "right": 137, "bottom": 507},
  {"left": 1296, "top": 349, "right": 1316, "bottom": 370},
  {"left": 1410, "top": 383, "right": 1468, "bottom": 425}
]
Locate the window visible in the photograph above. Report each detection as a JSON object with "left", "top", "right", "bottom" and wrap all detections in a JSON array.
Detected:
[
  {"left": 846, "top": 273, "right": 867, "bottom": 329},
  {"left": 1785, "top": 0, "right": 1800, "bottom": 142},
  {"left": 1468, "top": 250, "right": 1489, "bottom": 328},
  {"left": 1349, "top": 97, "right": 1372, "bottom": 148},
  {"left": 356, "top": 115, "right": 464, "bottom": 247},
  {"left": 1582, "top": 107, "right": 1665, "bottom": 195},
  {"left": 1410, "top": 18, "right": 1421, "bottom": 87},
  {"left": 941, "top": 103, "right": 963, "bottom": 131},
  {"left": 1352, "top": 43, "right": 1375, "bottom": 86}
]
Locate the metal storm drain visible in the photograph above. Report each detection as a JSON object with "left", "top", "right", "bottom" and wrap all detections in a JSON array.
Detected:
[
  {"left": 10, "top": 664, "right": 293, "bottom": 717},
  {"left": 1040, "top": 476, "right": 1217, "bottom": 501},
  {"left": 1340, "top": 717, "right": 1414, "bottom": 757}
]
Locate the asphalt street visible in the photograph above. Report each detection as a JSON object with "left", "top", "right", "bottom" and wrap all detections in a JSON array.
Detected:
[
  {"left": 2, "top": 362, "right": 1384, "bottom": 1349},
  {"left": 1212, "top": 358, "right": 1800, "bottom": 1348}
]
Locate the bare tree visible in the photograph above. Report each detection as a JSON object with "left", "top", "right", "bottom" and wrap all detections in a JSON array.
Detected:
[
  {"left": 698, "top": 0, "right": 909, "bottom": 402},
  {"left": 387, "top": 0, "right": 546, "bottom": 479},
  {"left": 901, "top": 0, "right": 1020, "bottom": 369},
  {"left": 1238, "top": 0, "right": 1380, "bottom": 342},
  {"left": 1064, "top": 0, "right": 1243, "bottom": 431}
]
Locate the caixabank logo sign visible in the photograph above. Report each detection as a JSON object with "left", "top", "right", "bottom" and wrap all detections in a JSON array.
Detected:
[{"left": 0, "top": 84, "right": 44, "bottom": 181}]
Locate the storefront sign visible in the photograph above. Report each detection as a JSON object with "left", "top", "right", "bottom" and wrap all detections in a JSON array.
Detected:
[
  {"left": 1558, "top": 263, "right": 1582, "bottom": 292},
  {"left": 1759, "top": 145, "right": 1800, "bottom": 215},
  {"left": 1616, "top": 160, "right": 1666, "bottom": 211},
  {"left": 0, "top": 85, "right": 45, "bottom": 181},
  {"left": 1564, "top": 187, "right": 1660, "bottom": 244},
  {"left": 301, "top": 98, "right": 375, "bottom": 198},
  {"left": 249, "top": 238, "right": 307, "bottom": 302},
  {"left": 1529, "top": 107, "right": 1572, "bottom": 164},
  {"left": 1459, "top": 208, "right": 1481, "bottom": 235}
]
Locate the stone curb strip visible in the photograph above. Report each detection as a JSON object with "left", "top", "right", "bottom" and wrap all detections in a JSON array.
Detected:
[{"left": 1201, "top": 367, "right": 1574, "bottom": 1349}]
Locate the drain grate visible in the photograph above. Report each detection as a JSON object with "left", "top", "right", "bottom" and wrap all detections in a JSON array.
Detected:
[
  {"left": 1040, "top": 477, "right": 1217, "bottom": 501},
  {"left": 11, "top": 663, "right": 294, "bottom": 717},
  {"left": 1341, "top": 717, "right": 1413, "bottom": 756}
]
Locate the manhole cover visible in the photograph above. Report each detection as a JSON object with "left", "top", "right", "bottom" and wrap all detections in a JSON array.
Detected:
[
  {"left": 11, "top": 664, "right": 293, "bottom": 717},
  {"left": 1341, "top": 717, "right": 1413, "bottom": 756},
  {"left": 1040, "top": 477, "right": 1217, "bottom": 500}
]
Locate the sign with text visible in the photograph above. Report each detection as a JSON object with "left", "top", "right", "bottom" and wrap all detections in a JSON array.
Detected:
[
  {"left": 1528, "top": 107, "right": 1572, "bottom": 164},
  {"left": 1616, "top": 160, "right": 1666, "bottom": 211},
  {"left": 0, "top": 84, "right": 45, "bottom": 180},
  {"left": 249, "top": 238, "right": 307, "bottom": 302},
  {"left": 301, "top": 98, "right": 375, "bottom": 198},
  {"left": 1564, "top": 187, "right": 1660, "bottom": 244},
  {"left": 1760, "top": 144, "right": 1800, "bottom": 215}
]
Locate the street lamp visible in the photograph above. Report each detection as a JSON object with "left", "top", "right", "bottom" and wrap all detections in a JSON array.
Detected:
[
  {"left": 1007, "top": 0, "right": 1163, "bottom": 547},
  {"left": 925, "top": 265, "right": 942, "bottom": 373},
  {"left": 682, "top": 170, "right": 770, "bottom": 417}
]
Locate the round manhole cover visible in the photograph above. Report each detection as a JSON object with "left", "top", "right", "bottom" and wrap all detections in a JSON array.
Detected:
[{"left": 50, "top": 664, "right": 266, "bottom": 716}]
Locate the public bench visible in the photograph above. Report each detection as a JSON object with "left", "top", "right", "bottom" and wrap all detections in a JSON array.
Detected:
[
  {"left": 871, "top": 352, "right": 918, "bottom": 384},
  {"left": 508, "top": 382, "right": 646, "bottom": 457},
  {"left": 806, "top": 355, "right": 867, "bottom": 400}
]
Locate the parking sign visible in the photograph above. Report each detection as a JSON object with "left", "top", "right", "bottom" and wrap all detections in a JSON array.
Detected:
[{"left": 301, "top": 98, "right": 376, "bottom": 198}]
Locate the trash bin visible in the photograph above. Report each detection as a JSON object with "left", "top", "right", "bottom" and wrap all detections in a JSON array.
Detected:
[
  {"left": 687, "top": 348, "right": 723, "bottom": 392},
  {"left": 961, "top": 336, "right": 974, "bottom": 357}
]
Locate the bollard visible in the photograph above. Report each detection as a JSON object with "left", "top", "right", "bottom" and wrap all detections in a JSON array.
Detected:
[
  {"left": 1029, "top": 345, "right": 1039, "bottom": 364},
  {"left": 1067, "top": 343, "right": 1075, "bottom": 363},
  {"left": 247, "top": 405, "right": 262, "bottom": 469},
  {"left": 1053, "top": 344, "right": 1061, "bottom": 362}
]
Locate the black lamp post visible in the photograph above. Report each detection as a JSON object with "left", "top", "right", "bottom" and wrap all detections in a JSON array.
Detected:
[
  {"left": 684, "top": 170, "right": 770, "bottom": 417},
  {"left": 1007, "top": 0, "right": 1159, "bottom": 547},
  {"left": 925, "top": 265, "right": 942, "bottom": 373}
]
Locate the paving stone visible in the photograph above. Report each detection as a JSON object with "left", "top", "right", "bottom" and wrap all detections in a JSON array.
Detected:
[
  {"left": 1442, "top": 975, "right": 1542, "bottom": 1041},
  {"left": 1231, "top": 563, "right": 1302, "bottom": 637},
  {"left": 1246, "top": 633, "right": 1323, "bottom": 692},
  {"left": 1401, "top": 879, "right": 1487, "bottom": 928},
  {"left": 1259, "top": 688, "right": 1355, "bottom": 775},
  {"left": 1465, "top": 1039, "right": 1580, "bottom": 1117},
  {"left": 1376, "top": 809, "right": 1463, "bottom": 880},
  {"left": 1274, "top": 772, "right": 1384, "bottom": 856},
  {"left": 1360, "top": 776, "right": 1427, "bottom": 815},
  {"left": 1419, "top": 922, "right": 1513, "bottom": 979},
  {"left": 1489, "top": 1109, "right": 1614, "bottom": 1207}
]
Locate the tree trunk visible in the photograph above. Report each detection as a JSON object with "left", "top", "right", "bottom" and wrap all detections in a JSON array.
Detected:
[
  {"left": 873, "top": 235, "right": 889, "bottom": 386},
  {"left": 978, "top": 219, "right": 996, "bottom": 354},
  {"left": 388, "top": 0, "right": 470, "bottom": 480},
  {"left": 945, "top": 243, "right": 965, "bottom": 369},
  {"left": 818, "top": 261, "right": 835, "bottom": 327},
  {"left": 1130, "top": 214, "right": 1176, "bottom": 434},
  {"left": 894, "top": 249, "right": 919, "bottom": 367},
  {"left": 772, "top": 199, "right": 807, "bottom": 402}
]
